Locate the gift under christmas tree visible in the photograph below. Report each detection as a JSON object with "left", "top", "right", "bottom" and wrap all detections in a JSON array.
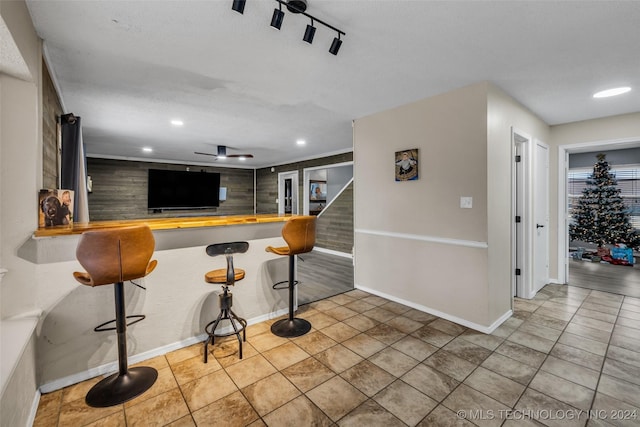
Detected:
[{"left": 569, "top": 153, "right": 640, "bottom": 251}]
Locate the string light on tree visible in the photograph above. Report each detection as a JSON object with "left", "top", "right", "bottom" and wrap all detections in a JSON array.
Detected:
[{"left": 569, "top": 153, "right": 640, "bottom": 250}]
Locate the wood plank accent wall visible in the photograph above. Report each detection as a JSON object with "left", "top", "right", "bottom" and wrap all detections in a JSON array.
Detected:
[
  {"left": 87, "top": 158, "right": 254, "bottom": 220},
  {"left": 316, "top": 181, "right": 354, "bottom": 254},
  {"left": 42, "top": 59, "right": 63, "bottom": 189},
  {"left": 256, "top": 152, "right": 354, "bottom": 254},
  {"left": 255, "top": 152, "right": 353, "bottom": 214}
]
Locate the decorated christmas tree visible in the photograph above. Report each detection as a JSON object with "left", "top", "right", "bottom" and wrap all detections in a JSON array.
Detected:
[{"left": 569, "top": 154, "right": 640, "bottom": 250}]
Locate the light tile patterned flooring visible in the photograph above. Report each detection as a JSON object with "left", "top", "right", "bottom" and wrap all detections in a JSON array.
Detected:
[{"left": 34, "top": 284, "right": 640, "bottom": 426}]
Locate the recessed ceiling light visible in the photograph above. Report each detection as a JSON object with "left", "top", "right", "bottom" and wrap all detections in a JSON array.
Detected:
[
  {"left": 170, "top": 119, "right": 184, "bottom": 126},
  {"left": 142, "top": 147, "right": 153, "bottom": 153},
  {"left": 296, "top": 139, "right": 306, "bottom": 145},
  {"left": 593, "top": 87, "right": 631, "bottom": 98},
  {"left": 238, "top": 156, "right": 247, "bottom": 161}
]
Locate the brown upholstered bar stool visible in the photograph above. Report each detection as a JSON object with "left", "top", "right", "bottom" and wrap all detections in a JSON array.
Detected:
[
  {"left": 266, "top": 216, "right": 316, "bottom": 337},
  {"left": 73, "top": 225, "right": 158, "bottom": 407},
  {"left": 203, "top": 241, "right": 249, "bottom": 363}
]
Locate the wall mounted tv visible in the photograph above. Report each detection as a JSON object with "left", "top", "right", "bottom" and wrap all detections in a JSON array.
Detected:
[{"left": 147, "top": 169, "right": 220, "bottom": 210}]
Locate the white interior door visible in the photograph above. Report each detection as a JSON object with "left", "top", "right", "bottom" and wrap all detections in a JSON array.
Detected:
[
  {"left": 533, "top": 141, "right": 550, "bottom": 294},
  {"left": 513, "top": 130, "right": 529, "bottom": 299}
]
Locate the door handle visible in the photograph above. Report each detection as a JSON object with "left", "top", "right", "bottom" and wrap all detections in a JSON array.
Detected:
[{"left": 536, "top": 224, "right": 544, "bottom": 229}]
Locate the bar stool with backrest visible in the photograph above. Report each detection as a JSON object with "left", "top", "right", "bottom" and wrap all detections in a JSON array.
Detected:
[
  {"left": 203, "top": 241, "right": 249, "bottom": 362},
  {"left": 266, "top": 215, "right": 316, "bottom": 337},
  {"left": 73, "top": 225, "right": 158, "bottom": 407}
]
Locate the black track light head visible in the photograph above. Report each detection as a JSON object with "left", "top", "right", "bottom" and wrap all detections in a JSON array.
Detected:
[
  {"left": 303, "top": 22, "right": 316, "bottom": 44},
  {"left": 329, "top": 35, "right": 342, "bottom": 55},
  {"left": 231, "top": 0, "right": 246, "bottom": 14},
  {"left": 271, "top": 6, "right": 284, "bottom": 29}
]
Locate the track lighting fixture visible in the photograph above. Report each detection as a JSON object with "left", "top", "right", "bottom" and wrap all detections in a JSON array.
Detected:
[
  {"left": 329, "top": 34, "right": 342, "bottom": 55},
  {"left": 231, "top": 0, "right": 245, "bottom": 14},
  {"left": 233, "top": 0, "right": 345, "bottom": 55},
  {"left": 271, "top": 3, "right": 284, "bottom": 30},
  {"left": 303, "top": 19, "right": 316, "bottom": 44}
]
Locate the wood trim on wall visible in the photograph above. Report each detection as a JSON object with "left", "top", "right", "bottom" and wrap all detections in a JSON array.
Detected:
[
  {"left": 86, "top": 158, "right": 255, "bottom": 220},
  {"left": 256, "top": 152, "right": 354, "bottom": 253},
  {"left": 42, "top": 59, "right": 63, "bottom": 189}
]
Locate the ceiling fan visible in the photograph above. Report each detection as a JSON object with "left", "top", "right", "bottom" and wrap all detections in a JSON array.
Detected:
[{"left": 194, "top": 145, "right": 254, "bottom": 160}]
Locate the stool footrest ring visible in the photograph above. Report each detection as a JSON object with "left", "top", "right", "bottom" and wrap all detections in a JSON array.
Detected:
[
  {"left": 205, "top": 318, "right": 247, "bottom": 338},
  {"left": 204, "top": 309, "right": 247, "bottom": 363},
  {"left": 94, "top": 315, "right": 145, "bottom": 332},
  {"left": 273, "top": 279, "right": 299, "bottom": 290}
]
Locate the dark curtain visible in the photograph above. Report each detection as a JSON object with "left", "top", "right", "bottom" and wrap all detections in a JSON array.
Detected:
[{"left": 60, "top": 113, "right": 89, "bottom": 222}]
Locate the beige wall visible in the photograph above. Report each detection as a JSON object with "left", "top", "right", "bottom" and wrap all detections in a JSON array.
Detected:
[
  {"left": 354, "top": 82, "right": 550, "bottom": 329},
  {"left": 486, "top": 85, "right": 549, "bottom": 319},
  {"left": 548, "top": 112, "right": 640, "bottom": 282},
  {"left": 355, "top": 83, "right": 489, "bottom": 240},
  {"left": 0, "top": 1, "right": 42, "bottom": 425},
  {"left": 354, "top": 82, "right": 493, "bottom": 327},
  {"left": 1, "top": 0, "right": 43, "bottom": 318}
]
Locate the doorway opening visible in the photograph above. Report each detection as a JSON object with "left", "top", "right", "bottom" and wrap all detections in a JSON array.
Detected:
[
  {"left": 277, "top": 171, "right": 298, "bottom": 215},
  {"left": 562, "top": 142, "right": 640, "bottom": 297},
  {"left": 295, "top": 162, "right": 354, "bottom": 305}
]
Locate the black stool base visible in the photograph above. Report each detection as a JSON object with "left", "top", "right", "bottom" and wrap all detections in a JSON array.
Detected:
[
  {"left": 85, "top": 366, "right": 158, "bottom": 407},
  {"left": 271, "top": 318, "right": 311, "bottom": 338},
  {"left": 204, "top": 313, "right": 247, "bottom": 363}
]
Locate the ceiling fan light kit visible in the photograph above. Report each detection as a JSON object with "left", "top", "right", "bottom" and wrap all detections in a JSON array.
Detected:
[
  {"left": 195, "top": 145, "right": 254, "bottom": 160},
  {"left": 234, "top": 0, "right": 345, "bottom": 55}
]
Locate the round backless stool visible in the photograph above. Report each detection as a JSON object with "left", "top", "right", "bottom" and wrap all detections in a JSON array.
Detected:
[
  {"left": 73, "top": 225, "right": 158, "bottom": 407},
  {"left": 203, "top": 241, "right": 249, "bottom": 363},
  {"left": 266, "top": 216, "right": 316, "bottom": 338}
]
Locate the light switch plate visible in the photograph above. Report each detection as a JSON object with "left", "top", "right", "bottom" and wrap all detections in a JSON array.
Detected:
[{"left": 460, "top": 197, "right": 473, "bottom": 209}]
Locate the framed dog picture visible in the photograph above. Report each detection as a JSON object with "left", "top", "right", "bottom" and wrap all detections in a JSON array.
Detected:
[{"left": 38, "top": 189, "right": 74, "bottom": 227}]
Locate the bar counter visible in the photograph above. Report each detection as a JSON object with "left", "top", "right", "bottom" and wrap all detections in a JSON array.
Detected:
[
  {"left": 23, "top": 214, "right": 291, "bottom": 264},
  {"left": 24, "top": 214, "right": 295, "bottom": 389},
  {"left": 33, "top": 213, "right": 291, "bottom": 237}
]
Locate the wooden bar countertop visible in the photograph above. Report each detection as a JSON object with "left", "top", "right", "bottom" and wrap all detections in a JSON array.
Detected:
[{"left": 34, "top": 214, "right": 292, "bottom": 237}]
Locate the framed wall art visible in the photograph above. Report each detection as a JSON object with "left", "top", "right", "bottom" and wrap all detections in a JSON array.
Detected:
[
  {"left": 309, "top": 180, "right": 327, "bottom": 202},
  {"left": 38, "top": 188, "right": 74, "bottom": 227},
  {"left": 395, "top": 149, "right": 418, "bottom": 181}
]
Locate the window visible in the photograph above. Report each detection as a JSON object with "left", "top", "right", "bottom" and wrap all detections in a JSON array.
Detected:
[{"left": 568, "top": 165, "right": 640, "bottom": 229}]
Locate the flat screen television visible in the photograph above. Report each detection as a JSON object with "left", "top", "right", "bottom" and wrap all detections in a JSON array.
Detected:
[{"left": 147, "top": 169, "right": 220, "bottom": 210}]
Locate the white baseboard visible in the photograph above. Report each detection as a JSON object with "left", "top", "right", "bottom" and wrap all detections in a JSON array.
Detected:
[
  {"left": 39, "top": 307, "right": 289, "bottom": 394},
  {"left": 355, "top": 284, "right": 512, "bottom": 334},
  {"left": 313, "top": 247, "right": 352, "bottom": 259},
  {"left": 27, "top": 390, "right": 41, "bottom": 426}
]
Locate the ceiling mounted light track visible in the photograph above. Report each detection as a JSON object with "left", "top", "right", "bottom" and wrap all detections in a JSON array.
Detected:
[{"left": 232, "top": 0, "right": 345, "bottom": 55}]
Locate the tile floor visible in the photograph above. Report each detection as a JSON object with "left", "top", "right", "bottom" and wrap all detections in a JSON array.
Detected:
[{"left": 33, "top": 284, "right": 640, "bottom": 426}]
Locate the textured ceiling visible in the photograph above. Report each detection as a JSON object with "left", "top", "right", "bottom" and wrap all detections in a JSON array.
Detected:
[
  {"left": 25, "top": 0, "right": 640, "bottom": 167},
  {"left": 0, "top": 16, "right": 32, "bottom": 81}
]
